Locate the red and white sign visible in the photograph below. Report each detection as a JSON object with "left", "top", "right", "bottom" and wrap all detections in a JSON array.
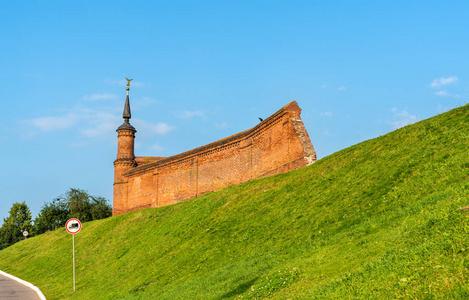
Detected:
[
  {"left": 66, "top": 219, "right": 82, "bottom": 234},
  {"left": 22, "top": 231, "right": 29, "bottom": 237}
]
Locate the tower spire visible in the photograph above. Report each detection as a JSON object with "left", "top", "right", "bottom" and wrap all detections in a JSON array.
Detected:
[
  {"left": 123, "top": 87, "right": 131, "bottom": 120},
  {"left": 117, "top": 78, "right": 136, "bottom": 131}
]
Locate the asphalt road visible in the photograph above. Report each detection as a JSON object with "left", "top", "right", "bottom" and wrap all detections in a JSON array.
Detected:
[{"left": 0, "top": 273, "right": 41, "bottom": 300}]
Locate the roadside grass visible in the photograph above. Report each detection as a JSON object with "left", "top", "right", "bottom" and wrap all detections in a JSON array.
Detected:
[{"left": 1, "top": 104, "right": 468, "bottom": 299}]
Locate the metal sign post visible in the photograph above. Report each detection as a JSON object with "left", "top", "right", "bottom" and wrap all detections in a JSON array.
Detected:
[
  {"left": 73, "top": 234, "right": 75, "bottom": 291},
  {"left": 66, "top": 218, "right": 82, "bottom": 292}
]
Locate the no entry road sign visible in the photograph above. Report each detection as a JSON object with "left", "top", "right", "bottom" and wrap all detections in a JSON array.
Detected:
[
  {"left": 65, "top": 218, "right": 82, "bottom": 292},
  {"left": 66, "top": 219, "right": 82, "bottom": 234}
]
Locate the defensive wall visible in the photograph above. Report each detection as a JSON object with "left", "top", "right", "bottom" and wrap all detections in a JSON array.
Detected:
[{"left": 113, "top": 101, "right": 316, "bottom": 215}]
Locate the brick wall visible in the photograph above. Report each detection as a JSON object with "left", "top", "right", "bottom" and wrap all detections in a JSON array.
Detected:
[{"left": 112, "top": 101, "right": 316, "bottom": 215}]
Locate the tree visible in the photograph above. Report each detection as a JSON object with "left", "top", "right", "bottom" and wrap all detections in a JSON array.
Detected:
[
  {"left": 0, "top": 202, "right": 32, "bottom": 249},
  {"left": 67, "top": 188, "right": 96, "bottom": 222},
  {"left": 34, "top": 188, "right": 112, "bottom": 235},
  {"left": 89, "top": 196, "right": 113, "bottom": 220},
  {"left": 33, "top": 198, "right": 69, "bottom": 233}
]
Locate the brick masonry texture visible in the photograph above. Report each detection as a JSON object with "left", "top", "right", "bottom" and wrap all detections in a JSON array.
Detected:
[{"left": 113, "top": 101, "right": 317, "bottom": 216}]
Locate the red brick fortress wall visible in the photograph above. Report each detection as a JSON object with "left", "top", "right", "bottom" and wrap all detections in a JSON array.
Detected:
[{"left": 112, "top": 101, "right": 316, "bottom": 215}]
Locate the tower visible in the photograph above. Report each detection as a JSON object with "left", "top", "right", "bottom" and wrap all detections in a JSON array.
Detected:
[{"left": 113, "top": 78, "right": 137, "bottom": 216}]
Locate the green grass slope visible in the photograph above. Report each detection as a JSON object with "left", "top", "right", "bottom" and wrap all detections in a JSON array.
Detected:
[{"left": 1, "top": 105, "right": 469, "bottom": 299}]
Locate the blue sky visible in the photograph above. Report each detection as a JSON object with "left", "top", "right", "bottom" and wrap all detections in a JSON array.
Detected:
[{"left": 1, "top": 1, "right": 468, "bottom": 225}]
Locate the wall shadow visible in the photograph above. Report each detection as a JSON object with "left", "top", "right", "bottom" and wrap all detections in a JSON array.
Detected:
[{"left": 218, "top": 277, "right": 259, "bottom": 299}]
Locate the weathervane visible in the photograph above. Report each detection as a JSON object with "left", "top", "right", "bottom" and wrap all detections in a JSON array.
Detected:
[{"left": 126, "top": 77, "right": 133, "bottom": 87}]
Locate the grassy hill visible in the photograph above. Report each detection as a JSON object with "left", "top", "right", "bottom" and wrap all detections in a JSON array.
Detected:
[{"left": 1, "top": 105, "right": 469, "bottom": 299}]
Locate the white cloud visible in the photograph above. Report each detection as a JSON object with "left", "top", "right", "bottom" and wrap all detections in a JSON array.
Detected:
[
  {"left": 318, "top": 84, "right": 327, "bottom": 89},
  {"left": 434, "top": 90, "right": 450, "bottom": 97},
  {"left": 175, "top": 110, "right": 205, "bottom": 119},
  {"left": 337, "top": 86, "right": 347, "bottom": 91},
  {"left": 83, "top": 93, "right": 116, "bottom": 101},
  {"left": 135, "top": 97, "right": 160, "bottom": 108},
  {"left": 215, "top": 122, "right": 228, "bottom": 129},
  {"left": 134, "top": 119, "right": 175, "bottom": 135},
  {"left": 20, "top": 131, "right": 36, "bottom": 139},
  {"left": 434, "top": 90, "right": 460, "bottom": 98},
  {"left": 149, "top": 144, "right": 164, "bottom": 153},
  {"left": 430, "top": 76, "right": 458, "bottom": 89},
  {"left": 24, "top": 107, "right": 174, "bottom": 142},
  {"left": 391, "top": 109, "right": 418, "bottom": 129},
  {"left": 150, "top": 123, "right": 174, "bottom": 135},
  {"left": 320, "top": 111, "right": 333, "bottom": 117},
  {"left": 79, "top": 112, "right": 121, "bottom": 137},
  {"left": 29, "top": 113, "right": 78, "bottom": 131}
]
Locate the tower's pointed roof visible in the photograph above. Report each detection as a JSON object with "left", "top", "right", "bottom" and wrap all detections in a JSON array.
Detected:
[
  {"left": 117, "top": 79, "right": 136, "bottom": 132},
  {"left": 123, "top": 93, "right": 131, "bottom": 119}
]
